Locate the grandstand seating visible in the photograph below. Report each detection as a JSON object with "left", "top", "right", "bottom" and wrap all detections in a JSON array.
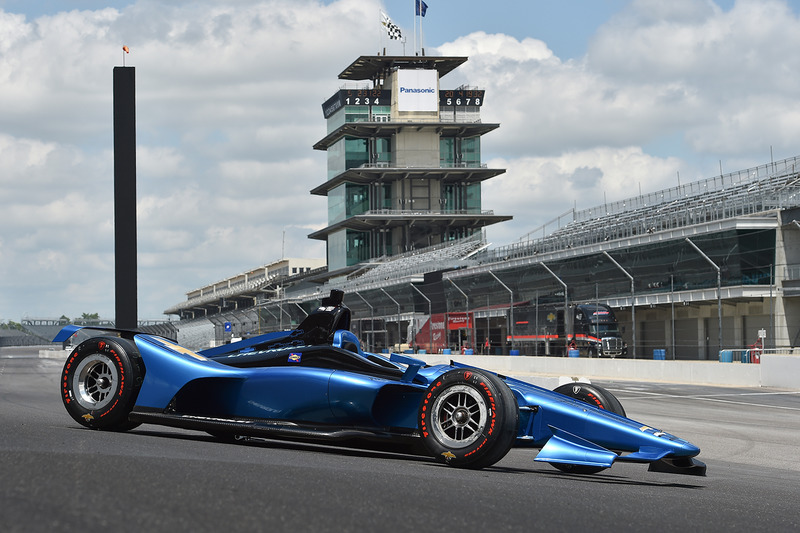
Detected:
[
  {"left": 0, "top": 327, "right": 41, "bottom": 347},
  {"left": 19, "top": 320, "right": 73, "bottom": 345},
  {"left": 175, "top": 318, "right": 215, "bottom": 351},
  {"left": 483, "top": 156, "right": 800, "bottom": 264},
  {"left": 139, "top": 321, "right": 178, "bottom": 341},
  {"left": 167, "top": 271, "right": 279, "bottom": 313},
  {"left": 288, "top": 234, "right": 486, "bottom": 301}
]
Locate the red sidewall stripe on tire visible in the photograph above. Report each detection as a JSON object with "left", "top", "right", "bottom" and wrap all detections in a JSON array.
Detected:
[
  {"left": 421, "top": 372, "right": 500, "bottom": 460},
  {"left": 62, "top": 342, "right": 127, "bottom": 419}
]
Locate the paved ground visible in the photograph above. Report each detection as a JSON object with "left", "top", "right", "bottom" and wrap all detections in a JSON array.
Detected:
[{"left": 1, "top": 352, "right": 799, "bottom": 532}]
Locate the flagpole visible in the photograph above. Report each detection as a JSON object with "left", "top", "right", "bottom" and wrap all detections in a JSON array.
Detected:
[
  {"left": 414, "top": 1, "right": 427, "bottom": 56},
  {"left": 413, "top": 0, "right": 416, "bottom": 56},
  {"left": 419, "top": 2, "right": 423, "bottom": 54},
  {"left": 420, "top": 11, "right": 424, "bottom": 54}
]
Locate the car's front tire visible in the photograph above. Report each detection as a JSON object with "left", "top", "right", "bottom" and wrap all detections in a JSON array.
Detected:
[
  {"left": 61, "top": 336, "right": 144, "bottom": 431},
  {"left": 553, "top": 382, "right": 626, "bottom": 417},
  {"left": 549, "top": 382, "right": 626, "bottom": 474},
  {"left": 418, "top": 368, "right": 519, "bottom": 469}
]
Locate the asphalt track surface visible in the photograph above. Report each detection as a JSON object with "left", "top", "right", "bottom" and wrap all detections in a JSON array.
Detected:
[{"left": 2, "top": 347, "right": 799, "bottom": 532}]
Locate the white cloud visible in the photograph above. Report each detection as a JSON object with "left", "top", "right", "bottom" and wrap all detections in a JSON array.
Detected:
[
  {"left": 3, "top": 0, "right": 800, "bottom": 321},
  {"left": 0, "top": 0, "right": 370, "bottom": 320},
  {"left": 482, "top": 147, "right": 683, "bottom": 245},
  {"left": 588, "top": 0, "right": 800, "bottom": 156},
  {"left": 437, "top": 33, "right": 705, "bottom": 158},
  {"left": 434, "top": 0, "right": 800, "bottom": 248}
]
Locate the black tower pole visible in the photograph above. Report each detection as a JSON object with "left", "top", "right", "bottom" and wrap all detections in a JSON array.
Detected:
[{"left": 113, "top": 66, "right": 137, "bottom": 329}]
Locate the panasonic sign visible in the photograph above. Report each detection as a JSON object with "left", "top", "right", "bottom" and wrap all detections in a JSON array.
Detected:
[{"left": 397, "top": 69, "right": 438, "bottom": 112}]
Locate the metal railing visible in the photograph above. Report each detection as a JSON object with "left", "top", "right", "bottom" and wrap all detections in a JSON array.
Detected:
[
  {"left": 484, "top": 156, "right": 800, "bottom": 263},
  {"left": 361, "top": 208, "right": 497, "bottom": 217},
  {"left": 357, "top": 162, "right": 489, "bottom": 169}
]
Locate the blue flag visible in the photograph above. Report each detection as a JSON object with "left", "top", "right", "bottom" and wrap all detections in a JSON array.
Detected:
[{"left": 416, "top": 0, "right": 428, "bottom": 17}]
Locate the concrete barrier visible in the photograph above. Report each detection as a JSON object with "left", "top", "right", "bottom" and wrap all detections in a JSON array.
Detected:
[
  {"left": 39, "top": 348, "right": 70, "bottom": 359},
  {"left": 418, "top": 354, "right": 797, "bottom": 389},
  {"left": 760, "top": 354, "right": 800, "bottom": 389}
]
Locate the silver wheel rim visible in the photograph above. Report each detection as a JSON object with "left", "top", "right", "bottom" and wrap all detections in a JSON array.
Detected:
[
  {"left": 72, "top": 354, "right": 118, "bottom": 410},
  {"left": 430, "top": 384, "right": 488, "bottom": 448}
]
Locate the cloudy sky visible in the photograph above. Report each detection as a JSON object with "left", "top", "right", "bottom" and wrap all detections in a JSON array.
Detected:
[{"left": 2, "top": 0, "right": 800, "bottom": 322}]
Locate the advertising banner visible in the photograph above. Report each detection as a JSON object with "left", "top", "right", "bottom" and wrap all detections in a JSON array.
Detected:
[
  {"left": 448, "top": 312, "right": 472, "bottom": 330},
  {"left": 397, "top": 69, "right": 438, "bottom": 112}
]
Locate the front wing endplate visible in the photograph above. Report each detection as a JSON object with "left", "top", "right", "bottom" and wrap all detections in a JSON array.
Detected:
[{"left": 534, "top": 426, "right": 617, "bottom": 468}]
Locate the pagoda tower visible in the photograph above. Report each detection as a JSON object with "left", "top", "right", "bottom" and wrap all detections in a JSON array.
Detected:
[{"left": 310, "top": 55, "right": 511, "bottom": 272}]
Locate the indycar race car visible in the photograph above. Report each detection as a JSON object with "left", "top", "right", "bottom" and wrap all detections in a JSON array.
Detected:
[{"left": 55, "top": 290, "right": 706, "bottom": 475}]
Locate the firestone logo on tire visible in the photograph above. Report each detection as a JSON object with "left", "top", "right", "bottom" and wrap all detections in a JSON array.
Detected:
[{"left": 464, "top": 371, "right": 472, "bottom": 381}]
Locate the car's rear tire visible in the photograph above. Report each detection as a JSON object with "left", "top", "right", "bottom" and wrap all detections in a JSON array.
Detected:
[
  {"left": 549, "top": 382, "right": 626, "bottom": 474},
  {"left": 418, "top": 368, "right": 519, "bottom": 469},
  {"left": 61, "top": 336, "right": 144, "bottom": 431}
]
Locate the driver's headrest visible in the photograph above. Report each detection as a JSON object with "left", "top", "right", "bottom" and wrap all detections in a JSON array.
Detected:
[
  {"left": 321, "top": 289, "right": 344, "bottom": 308},
  {"left": 296, "top": 290, "right": 351, "bottom": 345}
]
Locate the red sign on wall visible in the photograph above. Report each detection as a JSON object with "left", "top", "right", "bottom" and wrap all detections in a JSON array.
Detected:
[{"left": 448, "top": 313, "right": 472, "bottom": 330}]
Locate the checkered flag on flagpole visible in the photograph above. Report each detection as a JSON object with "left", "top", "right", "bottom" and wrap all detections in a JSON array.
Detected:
[{"left": 381, "top": 11, "right": 403, "bottom": 40}]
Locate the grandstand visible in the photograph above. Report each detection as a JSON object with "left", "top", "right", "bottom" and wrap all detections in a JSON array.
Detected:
[
  {"left": 0, "top": 318, "right": 120, "bottom": 348},
  {"left": 159, "top": 154, "right": 800, "bottom": 359},
  {"left": 328, "top": 233, "right": 486, "bottom": 293},
  {"left": 487, "top": 156, "right": 800, "bottom": 263},
  {"left": 0, "top": 326, "right": 41, "bottom": 348},
  {"left": 164, "top": 257, "right": 326, "bottom": 320}
]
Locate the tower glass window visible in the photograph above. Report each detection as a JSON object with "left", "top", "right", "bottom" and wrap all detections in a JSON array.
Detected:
[
  {"left": 346, "top": 184, "right": 369, "bottom": 217},
  {"left": 346, "top": 230, "right": 371, "bottom": 265},
  {"left": 371, "top": 105, "right": 391, "bottom": 122},
  {"left": 442, "top": 183, "right": 481, "bottom": 213},
  {"left": 329, "top": 183, "right": 370, "bottom": 224},
  {"left": 440, "top": 137, "right": 455, "bottom": 167},
  {"left": 345, "top": 137, "right": 369, "bottom": 170},
  {"left": 328, "top": 139, "right": 344, "bottom": 180},
  {"left": 329, "top": 184, "right": 346, "bottom": 224},
  {"left": 374, "top": 137, "right": 391, "bottom": 166},
  {"left": 439, "top": 136, "right": 481, "bottom": 168},
  {"left": 465, "top": 182, "right": 481, "bottom": 211},
  {"left": 381, "top": 183, "right": 392, "bottom": 209},
  {"left": 345, "top": 105, "right": 370, "bottom": 123},
  {"left": 461, "top": 137, "right": 481, "bottom": 168}
]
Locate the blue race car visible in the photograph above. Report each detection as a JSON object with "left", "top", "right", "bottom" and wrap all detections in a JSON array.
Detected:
[{"left": 55, "top": 290, "right": 705, "bottom": 475}]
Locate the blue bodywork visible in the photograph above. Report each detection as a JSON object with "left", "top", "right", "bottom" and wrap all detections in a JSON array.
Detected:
[{"left": 54, "top": 298, "right": 705, "bottom": 475}]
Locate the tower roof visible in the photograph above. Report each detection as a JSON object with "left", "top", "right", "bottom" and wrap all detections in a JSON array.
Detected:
[
  {"left": 310, "top": 166, "right": 505, "bottom": 196},
  {"left": 338, "top": 55, "right": 468, "bottom": 81},
  {"left": 307, "top": 211, "right": 512, "bottom": 241},
  {"left": 313, "top": 121, "right": 499, "bottom": 151}
]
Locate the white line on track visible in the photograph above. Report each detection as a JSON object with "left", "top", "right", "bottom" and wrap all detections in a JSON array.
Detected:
[{"left": 610, "top": 389, "right": 800, "bottom": 411}]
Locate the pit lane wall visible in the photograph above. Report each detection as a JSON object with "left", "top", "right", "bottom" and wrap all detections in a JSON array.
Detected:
[{"left": 419, "top": 353, "right": 800, "bottom": 390}]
